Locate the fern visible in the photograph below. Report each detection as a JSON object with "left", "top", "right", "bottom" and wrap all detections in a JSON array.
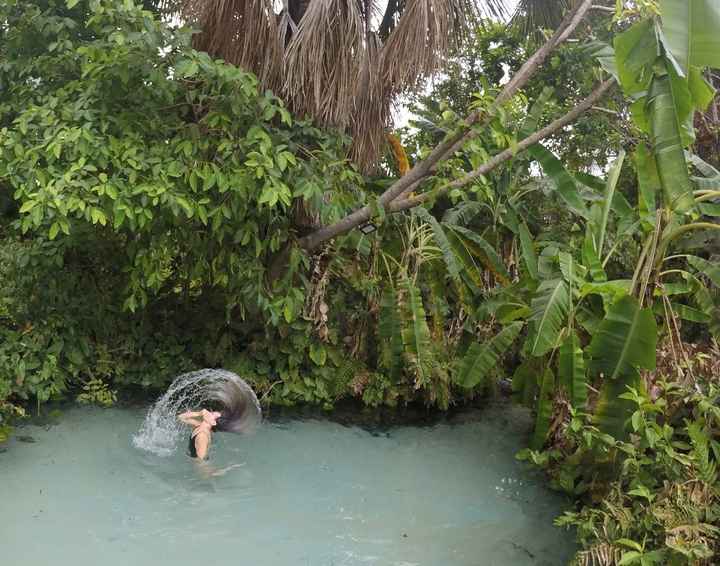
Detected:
[
  {"left": 399, "top": 277, "right": 433, "bottom": 386},
  {"left": 529, "top": 279, "right": 570, "bottom": 356},
  {"left": 455, "top": 322, "right": 523, "bottom": 389},
  {"left": 377, "top": 286, "right": 404, "bottom": 379},
  {"left": 687, "top": 420, "right": 718, "bottom": 485}
]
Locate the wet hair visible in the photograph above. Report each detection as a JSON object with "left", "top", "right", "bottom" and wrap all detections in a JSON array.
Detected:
[
  {"left": 187, "top": 434, "right": 198, "bottom": 458},
  {"left": 204, "top": 377, "right": 260, "bottom": 434}
]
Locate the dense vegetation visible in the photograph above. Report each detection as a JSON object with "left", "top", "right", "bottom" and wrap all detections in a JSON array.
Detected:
[{"left": 1, "top": 0, "right": 719, "bottom": 564}]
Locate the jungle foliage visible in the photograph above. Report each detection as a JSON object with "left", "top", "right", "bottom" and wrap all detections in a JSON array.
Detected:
[{"left": 1, "top": 1, "right": 720, "bottom": 563}]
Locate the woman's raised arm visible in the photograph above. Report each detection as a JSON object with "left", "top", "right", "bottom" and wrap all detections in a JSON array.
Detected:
[{"left": 177, "top": 411, "right": 202, "bottom": 427}]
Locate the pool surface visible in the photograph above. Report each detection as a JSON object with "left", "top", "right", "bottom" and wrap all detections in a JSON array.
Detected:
[{"left": 0, "top": 403, "right": 574, "bottom": 565}]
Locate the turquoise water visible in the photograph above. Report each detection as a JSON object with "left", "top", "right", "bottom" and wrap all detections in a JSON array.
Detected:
[{"left": 0, "top": 403, "right": 574, "bottom": 565}]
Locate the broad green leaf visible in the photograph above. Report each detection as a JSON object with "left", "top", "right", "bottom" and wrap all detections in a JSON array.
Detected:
[
  {"left": 449, "top": 225, "right": 511, "bottom": 284},
  {"left": 660, "top": 0, "right": 720, "bottom": 73},
  {"left": 522, "top": 87, "right": 554, "bottom": 133},
  {"left": 598, "top": 150, "right": 626, "bottom": 255},
  {"left": 699, "top": 203, "right": 720, "bottom": 216},
  {"left": 688, "top": 66, "right": 716, "bottom": 110},
  {"left": 456, "top": 322, "right": 523, "bottom": 389},
  {"left": 583, "top": 41, "right": 618, "bottom": 79},
  {"left": 445, "top": 230, "right": 484, "bottom": 287},
  {"left": 512, "top": 359, "right": 540, "bottom": 408},
  {"left": 528, "top": 145, "right": 589, "bottom": 218},
  {"left": 531, "top": 368, "right": 555, "bottom": 450},
  {"left": 559, "top": 252, "right": 586, "bottom": 289},
  {"left": 580, "top": 280, "right": 633, "bottom": 302},
  {"left": 558, "top": 333, "right": 587, "bottom": 409},
  {"left": 647, "top": 69, "right": 695, "bottom": 213},
  {"left": 518, "top": 221, "right": 538, "bottom": 280},
  {"left": 309, "top": 343, "right": 326, "bottom": 366},
  {"left": 529, "top": 279, "right": 570, "bottom": 356},
  {"left": 19, "top": 200, "right": 38, "bottom": 214},
  {"left": 414, "top": 208, "right": 462, "bottom": 282},
  {"left": 614, "top": 19, "right": 659, "bottom": 95},
  {"left": 594, "top": 370, "right": 641, "bottom": 439},
  {"left": 688, "top": 255, "right": 720, "bottom": 286},
  {"left": 671, "top": 302, "right": 711, "bottom": 323},
  {"left": 582, "top": 231, "right": 607, "bottom": 282},
  {"left": 588, "top": 295, "right": 657, "bottom": 380},
  {"left": 667, "top": 63, "right": 696, "bottom": 144},
  {"left": 635, "top": 144, "right": 659, "bottom": 224}
]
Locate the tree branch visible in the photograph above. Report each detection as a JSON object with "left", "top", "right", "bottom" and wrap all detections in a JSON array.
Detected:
[
  {"left": 390, "top": 79, "right": 616, "bottom": 212},
  {"left": 297, "top": 0, "right": 598, "bottom": 252}
]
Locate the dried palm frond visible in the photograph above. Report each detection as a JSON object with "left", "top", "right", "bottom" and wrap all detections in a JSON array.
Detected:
[
  {"left": 176, "top": 0, "right": 509, "bottom": 170},
  {"left": 284, "top": 0, "right": 364, "bottom": 127},
  {"left": 511, "top": 0, "right": 572, "bottom": 35},
  {"left": 184, "top": 0, "right": 283, "bottom": 89},
  {"left": 380, "top": 0, "right": 473, "bottom": 90},
  {"left": 351, "top": 32, "right": 390, "bottom": 169}
]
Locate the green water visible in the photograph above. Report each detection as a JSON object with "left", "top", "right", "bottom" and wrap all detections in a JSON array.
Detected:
[{"left": 0, "top": 403, "right": 574, "bottom": 565}]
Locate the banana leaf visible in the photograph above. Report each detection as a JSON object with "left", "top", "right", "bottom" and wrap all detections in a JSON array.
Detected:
[
  {"left": 588, "top": 295, "right": 657, "bottom": 380},
  {"left": 529, "top": 279, "right": 570, "bottom": 356},
  {"left": 558, "top": 332, "right": 587, "bottom": 410},
  {"left": 660, "top": 0, "right": 720, "bottom": 73},
  {"left": 531, "top": 367, "right": 555, "bottom": 450},
  {"left": 456, "top": 322, "right": 524, "bottom": 389}
]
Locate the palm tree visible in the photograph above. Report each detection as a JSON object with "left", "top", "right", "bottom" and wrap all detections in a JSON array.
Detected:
[{"left": 161, "top": 0, "right": 508, "bottom": 171}]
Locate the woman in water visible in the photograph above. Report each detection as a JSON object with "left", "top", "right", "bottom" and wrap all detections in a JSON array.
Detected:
[
  {"left": 178, "top": 408, "right": 242, "bottom": 477},
  {"left": 178, "top": 408, "right": 221, "bottom": 460}
]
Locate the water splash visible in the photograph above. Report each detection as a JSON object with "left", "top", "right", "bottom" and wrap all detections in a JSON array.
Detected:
[{"left": 133, "top": 369, "right": 261, "bottom": 456}]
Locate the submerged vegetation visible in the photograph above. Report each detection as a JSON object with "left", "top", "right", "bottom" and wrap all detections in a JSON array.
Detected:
[{"left": 1, "top": 0, "right": 720, "bottom": 563}]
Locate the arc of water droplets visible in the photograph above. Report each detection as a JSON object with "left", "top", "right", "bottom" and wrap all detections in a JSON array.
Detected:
[{"left": 133, "top": 369, "right": 261, "bottom": 456}]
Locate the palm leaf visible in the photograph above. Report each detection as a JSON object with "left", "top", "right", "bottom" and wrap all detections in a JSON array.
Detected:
[
  {"left": 529, "top": 279, "right": 570, "bottom": 357},
  {"left": 531, "top": 367, "right": 555, "bottom": 450},
  {"left": 558, "top": 332, "right": 587, "bottom": 410},
  {"left": 456, "top": 322, "right": 524, "bottom": 389},
  {"left": 588, "top": 295, "right": 657, "bottom": 380}
]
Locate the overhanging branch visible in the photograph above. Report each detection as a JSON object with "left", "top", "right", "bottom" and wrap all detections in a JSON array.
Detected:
[
  {"left": 296, "top": 0, "right": 599, "bottom": 252},
  {"left": 390, "top": 79, "right": 616, "bottom": 213}
]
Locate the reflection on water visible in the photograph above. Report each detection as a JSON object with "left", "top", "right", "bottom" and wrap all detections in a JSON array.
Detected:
[{"left": 0, "top": 403, "right": 574, "bottom": 565}]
